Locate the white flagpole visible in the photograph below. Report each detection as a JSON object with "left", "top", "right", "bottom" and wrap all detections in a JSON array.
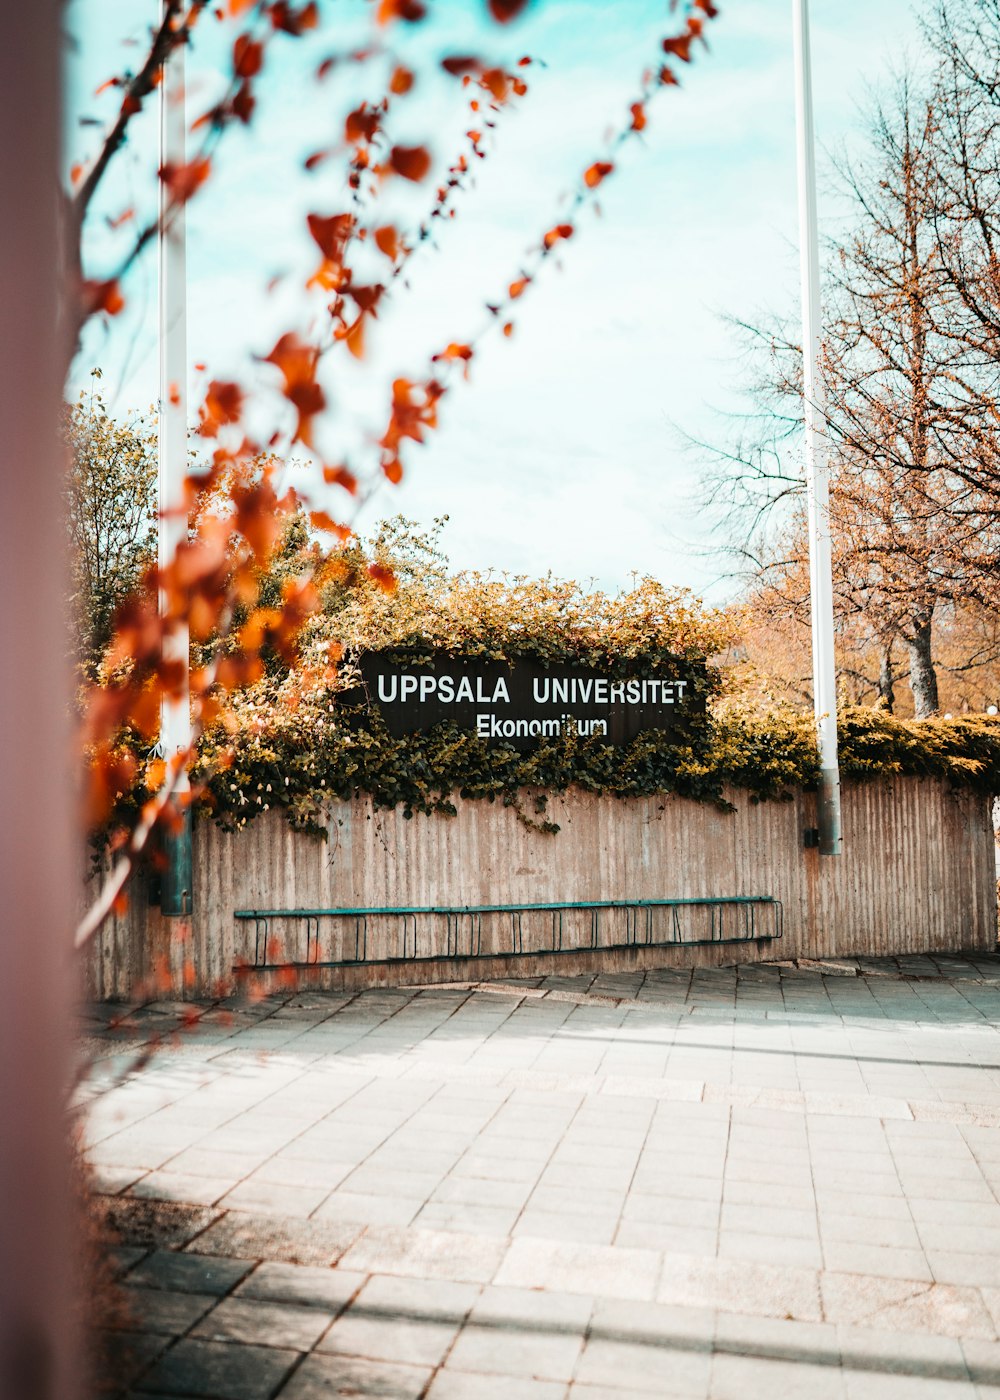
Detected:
[
  {"left": 158, "top": 0, "right": 193, "bottom": 911},
  {"left": 792, "top": 0, "right": 842, "bottom": 856}
]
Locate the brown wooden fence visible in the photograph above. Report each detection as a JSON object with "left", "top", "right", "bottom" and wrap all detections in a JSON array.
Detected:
[{"left": 85, "top": 777, "right": 998, "bottom": 1000}]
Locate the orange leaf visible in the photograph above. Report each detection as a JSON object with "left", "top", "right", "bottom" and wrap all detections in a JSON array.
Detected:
[
  {"left": 81, "top": 278, "right": 125, "bottom": 318},
  {"left": 145, "top": 757, "right": 167, "bottom": 792},
  {"left": 345, "top": 103, "right": 380, "bottom": 144},
  {"left": 344, "top": 317, "right": 365, "bottom": 360},
  {"left": 374, "top": 224, "right": 400, "bottom": 260},
  {"left": 160, "top": 157, "right": 211, "bottom": 203},
  {"left": 543, "top": 222, "right": 574, "bottom": 249},
  {"left": 309, "top": 509, "right": 351, "bottom": 540},
  {"left": 264, "top": 333, "right": 325, "bottom": 445},
  {"left": 376, "top": 0, "right": 426, "bottom": 21},
  {"left": 509, "top": 276, "right": 529, "bottom": 299},
  {"left": 662, "top": 32, "right": 694, "bottom": 62},
  {"left": 584, "top": 161, "right": 613, "bottom": 189},
  {"left": 502, "top": 321, "right": 514, "bottom": 337},
  {"left": 232, "top": 476, "right": 282, "bottom": 561},
  {"left": 389, "top": 144, "right": 431, "bottom": 181},
  {"left": 389, "top": 65, "right": 414, "bottom": 94},
  {"left": 480, "top": 67, "right": 511, "bottom": 101},
  {"left": 198, "top": 379, "right": 244, "bottom": 436},
  {"left": 431, "top": 342, "right": 473, "bottom": 378},
  {"left": 382, "top": 456, "right": 403, "bottom": 484},
  {"left": 322, "top": 463, "right": 359, "bottom": 493},
  {"left": 629, "top": 101, "right": 647, "bottom": 132},
  {"left": 367, "top": 563, "right": 397, "bottom": 593}
]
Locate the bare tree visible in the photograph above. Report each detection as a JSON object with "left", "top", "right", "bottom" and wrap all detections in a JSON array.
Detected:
[{"left": 700, "top": 69, "right": 1000, "bottom": 718}]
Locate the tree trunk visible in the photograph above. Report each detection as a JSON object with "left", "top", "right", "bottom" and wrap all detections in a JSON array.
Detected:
[
  {"left": 907, "top": 614, "right": 940, "bottom": 718},
  {"left": 878, "top": 641, "right": 896, "bottom": 713}
]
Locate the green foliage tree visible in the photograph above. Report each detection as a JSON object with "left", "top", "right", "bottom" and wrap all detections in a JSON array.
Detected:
[{"left": 65, "top": 376, "right": 157, "bottom": 667}]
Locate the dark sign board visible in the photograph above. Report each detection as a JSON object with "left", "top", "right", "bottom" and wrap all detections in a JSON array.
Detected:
[{"left": 353, "top": 656, "right": 698, "bottom": 750}]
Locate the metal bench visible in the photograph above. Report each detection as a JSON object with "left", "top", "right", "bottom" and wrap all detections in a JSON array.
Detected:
[{"left": 233, "top": 895, "right": 782, "bottom": 971}]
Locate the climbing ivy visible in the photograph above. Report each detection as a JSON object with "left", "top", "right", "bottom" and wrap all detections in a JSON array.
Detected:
[{"left": 105, "top": 520, "right": 1000, "bottom": 839}]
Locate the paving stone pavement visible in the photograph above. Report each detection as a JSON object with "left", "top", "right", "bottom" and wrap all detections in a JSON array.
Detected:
[{"left": 78, "top": 952, "right": 1000, "bottom": 1398}]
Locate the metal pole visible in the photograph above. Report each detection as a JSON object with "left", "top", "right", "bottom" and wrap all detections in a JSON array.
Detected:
[
  {"left": 158, "top": 2, "right": 193, "bottom": 912},
  {"left": 792, "top": 0, "right": 842, "bottom": 856}
]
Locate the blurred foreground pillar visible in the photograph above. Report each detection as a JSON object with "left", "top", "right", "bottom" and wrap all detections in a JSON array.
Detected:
[{"left": 0, "top": 2, "right": 81, "bottom": 1397}]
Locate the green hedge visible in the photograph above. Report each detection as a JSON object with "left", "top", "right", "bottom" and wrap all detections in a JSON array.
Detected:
[
  {"left": 192, "top": 699, "right": 1000, "bottom": 836},
  {"left": 107, "top": 520, "right": 1000, "bottom": 836}
]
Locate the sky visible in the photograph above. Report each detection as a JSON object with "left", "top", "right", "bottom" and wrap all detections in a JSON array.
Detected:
[{"left": 65, "top": 0, "right": 922, "bottom": 601}]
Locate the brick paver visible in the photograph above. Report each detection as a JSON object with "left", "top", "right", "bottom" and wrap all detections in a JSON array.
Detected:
[{"left": 79, "top": 954, "right": 1000, "bottom": 1397}]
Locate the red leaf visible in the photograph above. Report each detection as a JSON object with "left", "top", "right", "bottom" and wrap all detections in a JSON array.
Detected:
[
  {"left": 307, "top": 211, "right": 353, "bottom": 261},
  {"left": 269, "top": 0, "right": 319, "bottom": 33},
  {"left": 389, "top": 144, "right": 431, "bottom": 181},
  {"left": 233, "top": 82, "right": 255, "bottom": 123},
  {"left": 487, "top": 0, "right": 529, "bottom": 21},
  {"left": 442, "top": 55, "right": 481, "bottom": 75},
  {"left": 233, "top": 34, "right": 263, "bottom": 77},
  {"left": 629, "top": 101, "right": 647, "bottom": 132}
]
